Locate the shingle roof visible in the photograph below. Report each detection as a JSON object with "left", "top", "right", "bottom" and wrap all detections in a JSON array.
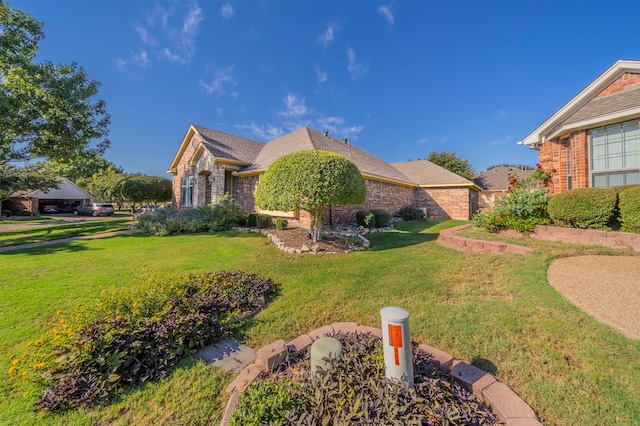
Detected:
[
  {"left": 193, "top": 125, "right": 264, "bottom": 164},
  {"left": 473, "top": 166, "right": 534, "bottom": 191},
  {"left": 392, "top": 160, "right": 475, "bottom": 186},
  {"left": 12, "top": 177, "right": 93, "bottom": 199},
  {"left": 563, "top": 86, "right": 640, "bottom": 125},
  {"left": 241, "top": 127, "right": 413, "bottom": 183}
]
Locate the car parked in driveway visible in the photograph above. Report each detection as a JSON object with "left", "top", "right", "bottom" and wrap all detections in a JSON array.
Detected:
[
  {"left": 41, "top": 205, "right": 60, "bottom": 214},
  {"left": 73, "top": 203, "right": 115, "bottom": 217}
]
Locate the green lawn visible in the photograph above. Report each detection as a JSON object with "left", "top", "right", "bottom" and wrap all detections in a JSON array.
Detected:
[
  {"left": 1, "top": 220, "right": 639, "bottom": 425},
  {"left": 0, "top": 219, "right": 132, "bottom": 248}
]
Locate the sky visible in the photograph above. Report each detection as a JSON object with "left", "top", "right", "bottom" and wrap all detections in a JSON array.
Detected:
[{"left": 10, "top": 0, "right": 640, "bottom": 178}]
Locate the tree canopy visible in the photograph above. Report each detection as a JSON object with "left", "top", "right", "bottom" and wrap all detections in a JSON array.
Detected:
[
  {"left": 0, "top": 2, "right": 110, "bottom": 163},
  {"left": 38, "top": 157, "right": 123, "bottom": 182},
  {"left": 255, "top": 150, "right": 366, "bottom": 241},
  {"left": 0, "top": 162, "right": 59, "bottom": 202},
  {"left": 426, "top": 151, "right": 475, "bottom": 181},
  {"left": 120, "top": 175, "right": 172, "bottom": 208}
]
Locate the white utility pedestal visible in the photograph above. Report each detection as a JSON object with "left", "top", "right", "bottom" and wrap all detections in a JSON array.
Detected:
[{"left": 380, "top": 306, "right": 414, "bottom": 387}]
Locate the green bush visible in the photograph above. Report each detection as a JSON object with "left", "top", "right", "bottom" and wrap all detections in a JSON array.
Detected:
[
  {"left": 356, "top": 210, "right": 376, "bottom": 228},
  {"left": 137, "top": 195, "right": 246, "bottom": 236},
  {"left": 247, "top": 213, "right": 257, "bottom": 227},
  {"left": 1, "top": 209, "right": 11, "bottom": 217},
  {"left": 548, "top": 187, "right": 617, "bottom": 229},
  {"left": 231, "top": 332, "right": 495, "bottom": 425},
  {"left": 473, "top": 188, "right": 551, "bottom": 233},
  {"left": 397, "top": 206, "right": 425, "bottom": 221},
  {"left": 275, "top": 217, "right": 288, "bottom": 230},
  {"left": 28, "top": 270, "right": 277, "bottom": 411},
  {"left": 618, "top": 185, "right": 640, "bottom": 233},
  {"left": 255, "top": 214, "right": 272, "bottom": 228},
  {"left": 370, "top": 209, "right": 391, "bottom": 227}
]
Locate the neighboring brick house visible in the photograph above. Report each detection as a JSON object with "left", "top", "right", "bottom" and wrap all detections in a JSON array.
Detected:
[
  {"left": 167, "top": 125, "right": 480, "bottom": 226},
  {"left": 473, "top": 166, "right": 534, "bottom": 210},
  {"left": 3, "top": 177, "right": 93, "bottom": 216},
  {"left": 519, "top": 59, "right": 640, "bottom": 194}
]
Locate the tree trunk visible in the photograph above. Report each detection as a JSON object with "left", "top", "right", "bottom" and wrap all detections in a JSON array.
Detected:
[{"left": 309, "top": 209, "right": 324, "bottom": 242}]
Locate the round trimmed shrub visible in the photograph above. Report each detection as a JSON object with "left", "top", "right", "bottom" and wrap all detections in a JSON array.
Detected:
[
  {"left": 275, "top": 217, "right": 288, "bottom": 230},
  {"left": 548, "top": 187, "right": 617, "bottom": 229},
  {"left": 371, "top": 209, "right": 391, "bottom": 227},
  {"left": 356, "top": 210, "right": 376, "bottom": 228},
  {"left": 618, "top": 185, "right": 640, "bottom": 233}
]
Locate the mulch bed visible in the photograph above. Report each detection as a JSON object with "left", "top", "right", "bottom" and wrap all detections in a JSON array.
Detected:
[{"left": 265, "top": 228, "right": 355, "bottom": 253}]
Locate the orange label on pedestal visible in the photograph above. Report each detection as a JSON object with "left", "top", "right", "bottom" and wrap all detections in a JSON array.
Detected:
[{"left": 388, "top": 324, "right": 403, "bottom": 365}]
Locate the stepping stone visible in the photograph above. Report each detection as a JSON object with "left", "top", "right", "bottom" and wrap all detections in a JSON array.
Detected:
[{"left": 197, "top": 338, "right": 255, "bottom": 373}]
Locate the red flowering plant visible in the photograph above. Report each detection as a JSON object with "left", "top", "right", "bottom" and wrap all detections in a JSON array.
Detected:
[{"left": 474, "top": 165, "right": 555, "bottom": 233}]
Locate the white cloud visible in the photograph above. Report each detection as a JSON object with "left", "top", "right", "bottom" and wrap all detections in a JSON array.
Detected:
[
  {"left": 316, "top": 116, "right": 363, "bottom": 140},
  {"left": 317, "top": 22, "right": 337, "bottom": 47},
  {"left": 490, "top": 135, "right": 513, "bottom": 145},
  {"left": 160, "top": 47, "right": 183, "bottom": 63},
  {"left": 378, "top": 4, "right": 395, "bottom": 25},
  {"left": 115, "top": 58, "right": 127, "bottom": 71},
  {"left": 315, "top": 67, "right": 328, "bottom": 84},
  {"left": 134, "top": 24, "right": 156, "bottom": 46},
  {"left": 221, "top": 2, "right": 234, "bottom": 20},
  {"left": 347, "top": 48, "right": 369, "bottom": 81},
  {"left": 127, "top": 2, "right": 203, "bottom": 66},
  {"left": 280, "top": 93, "right": 307, "bottom": 118},
  {"left": 132, "top": 50, "right": 151, "bottom": 68},
  {"left": 201, "top": 65, "right": 238, "bottom": 95},
  {"left": 235, "top": 123, "right": 285, "bottom": 141}
]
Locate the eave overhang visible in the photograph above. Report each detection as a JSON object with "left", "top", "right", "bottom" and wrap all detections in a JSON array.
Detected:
[{"left": 518, "top": 60, "right": 640, "bottom": 149}]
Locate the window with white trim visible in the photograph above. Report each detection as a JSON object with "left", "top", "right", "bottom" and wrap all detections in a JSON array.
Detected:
[
  {"left": 180, "top": 176, "right": 194, "bottom": 206},
  {"left": 590, "top": 119, "right": 640, "bottom": 187}
]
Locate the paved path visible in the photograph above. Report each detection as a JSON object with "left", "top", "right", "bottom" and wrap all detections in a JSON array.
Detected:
[
  {"left": 0, "top": 229, "right": 138, "bottom": 253},
  {"left": 548, "top": 255, "right": 640, "bottom": 339}
]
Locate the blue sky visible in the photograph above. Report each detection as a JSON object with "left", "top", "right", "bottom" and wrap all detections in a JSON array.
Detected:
[{"left": 11, "top": 1, "right": 640, "bottom": 178}]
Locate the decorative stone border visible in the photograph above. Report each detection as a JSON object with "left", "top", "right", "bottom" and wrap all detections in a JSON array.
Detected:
[
  {"left": 220, "top": 322, "right": 542, "bottom": 426},
  {"left": 233, "top": 227, "right": 375, "bottom": 254},
  {"left": 437, "top": 224, "right": 534, "bottom": 255}
]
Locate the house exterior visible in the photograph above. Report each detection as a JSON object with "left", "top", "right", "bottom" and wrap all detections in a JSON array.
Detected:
[
  {"left": 167, "top": 125, "right": 480, "bottom": 226},
  {"left": 519, "top": 59, "right": 640, "bottom": 194},
  {"left": 3, "top": 177, "right": 93, "bottom": 215},
  {"left": 473, "top": 166, "right": 534, "bottom": 210}
]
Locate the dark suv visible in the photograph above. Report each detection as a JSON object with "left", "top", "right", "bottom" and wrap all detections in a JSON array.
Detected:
[{"left": 73, "top": 203, "right": 115, "bottom": 217}]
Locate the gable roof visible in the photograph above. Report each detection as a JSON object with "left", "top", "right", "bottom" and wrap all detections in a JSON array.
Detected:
[
  {"left": 519, "top": 60, "right": 640, "bottom": 148},
  {"left": 240, "top": 127, "right": 413, "bottom": 185},
  {"left": 473, "top": 166, "right": 534, "bottom": 191},
  {"left": 13, "top": 177, "right": 94, "bottom": 199},
  {"left": 169, "top": 125, "right": 476, "bottom": 188},
  {"left": 392, "top": 160, "right": 478, "bottom": 188},
  {"left": 167, "top": 124, "right": 264, "bottom": 173}
]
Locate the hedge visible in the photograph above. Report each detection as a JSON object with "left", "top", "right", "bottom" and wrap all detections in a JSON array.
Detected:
[
  {"left": 618, "top": 185, "right": 640, "bottom": 233},
  {"left": 547, "top": 187, "right": 617, "bottom": 229}
]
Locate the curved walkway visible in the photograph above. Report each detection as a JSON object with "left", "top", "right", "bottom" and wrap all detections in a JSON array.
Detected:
[{"left": 548, "top": 255, "right": 640, "bottom": 339}]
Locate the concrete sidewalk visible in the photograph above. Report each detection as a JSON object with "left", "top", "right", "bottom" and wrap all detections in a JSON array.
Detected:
[{"left": 0, "top": 229, "right": 138, "bottom": 253}]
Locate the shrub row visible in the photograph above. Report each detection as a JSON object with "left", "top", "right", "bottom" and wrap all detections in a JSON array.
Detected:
[
  {"left": 547, "top": 187, "right": 617, "bottom": 229},
  {"left": 247, "top": 213, "right": 273, "bottom": 228},
  {"left": 547, "top": 185, "right": 640, "bottom": 232},
  {"left": 230, "top": 332, "right": 496, "bottom": 425},
  {"left": 397, "top": 206, "right": 425, "bottom": 221},
  {"left": 24, "top": 270, "right": 277, "bottom": 411},
  {"left": 137, "top": 195, "right": 246, "bottom": 236},
  {"left": 355, "top": 209, "right": 391, "bottom": 228}
]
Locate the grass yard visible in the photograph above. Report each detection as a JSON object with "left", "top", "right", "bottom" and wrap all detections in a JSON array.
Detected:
[{"left": 1, "top": 220, "right": 639, "bottom": 425}]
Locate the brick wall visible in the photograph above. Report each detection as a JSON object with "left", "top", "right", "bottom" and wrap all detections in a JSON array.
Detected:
[
  {"left": 539, "top": 130, "right": 589, "bottom": 194},
  {"left": 595, "top": 72, "right": 640, "bottom": 99},
  {"left": 413, "top": 187, "right": 476, "bottom": 220},
  {"left": 171, "top": 135, "right": 199, "bottom": 208},
  {"left": 234, "top": 175, "right": 260, "bottom": 213},
  {"left": 3, "top": 198, "right": 38, "bottom": 215}
]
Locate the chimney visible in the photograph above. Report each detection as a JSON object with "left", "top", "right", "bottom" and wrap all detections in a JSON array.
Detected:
[{"left": 323, "top": 130, "right": 329, "bottom": 136}]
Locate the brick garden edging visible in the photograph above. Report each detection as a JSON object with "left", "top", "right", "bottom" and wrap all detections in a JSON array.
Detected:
[
  {"left": 437, "top": 224, "right": 640, "bottom": 255},
  {"left": 220, "top": 322, "right": 542, "bottom": 426},
  {"left": 437, "top": 224, "right": 535, "bottom": 255}
]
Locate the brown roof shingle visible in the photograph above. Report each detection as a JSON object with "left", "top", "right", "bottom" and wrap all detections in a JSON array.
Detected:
[
  {"left": 193, "top": 125, "right": 264, "bottom": 164},
  {"left": 473, "top": 166, "right": 534, "bottom": 191},
  {"left": 392, "top": 160, "right": 475, "bottom": 186},
  {"left": 563, "top": 86, "right": 640, "bottom": 125}
]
